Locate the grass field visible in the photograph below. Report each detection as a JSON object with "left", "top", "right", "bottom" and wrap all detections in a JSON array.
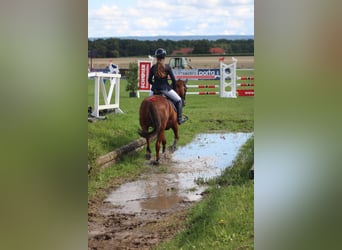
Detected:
[
  {"left": 88, "top": 68, "right": 254, "bottom": 249},
  {"left": 88, "top": 70, "right": 254, "bottom": 162}
]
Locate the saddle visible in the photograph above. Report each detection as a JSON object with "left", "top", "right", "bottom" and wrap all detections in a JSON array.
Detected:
[{"left": 150, "top": 91, "right": 177, "bottom": 111}]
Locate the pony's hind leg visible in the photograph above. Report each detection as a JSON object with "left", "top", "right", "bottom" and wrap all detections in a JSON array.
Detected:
[
  {"left": 161, "top": 131, "right": 167, "bottom": 154},
  {"left": 145, "top": 137, "right": 151, "bottom": 160},
  {"left": 155, "top": 134, "right": 162, "bottom": 163},
  {"left": 152, "top": 133, "right": 166, "bottom": 165}
]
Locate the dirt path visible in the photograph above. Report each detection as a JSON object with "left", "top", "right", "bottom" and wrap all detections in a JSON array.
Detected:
[
  {"left": 88, "top": 132, "right": 253, "bottom": 250},
  {"left": 88, "top": 194, "right": 193, "bottom": 250},
  {"left": 88, "top": 150, "right": 196, "bottom": 250},
  {"left": 90, "top": 56, "right": 254, "bottom": 69},
  {"left": 88, "top": 151, "right": 198, "bottom": 250}
]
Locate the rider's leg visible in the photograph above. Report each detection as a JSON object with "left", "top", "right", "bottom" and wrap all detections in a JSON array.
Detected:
[
  {"left": 176, "top": 100, "right": 185, "bottom": 124},
  {"left": 163, "top": 90, "right": 187, "bottom": 124}
]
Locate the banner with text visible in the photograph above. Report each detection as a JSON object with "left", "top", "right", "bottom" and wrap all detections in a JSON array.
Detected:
[
  {"left": 172, "top": 68, "right": 223, "bottom": 80},
  {"left": 138, "top": 61, "right": 152, "bottom": 91}
]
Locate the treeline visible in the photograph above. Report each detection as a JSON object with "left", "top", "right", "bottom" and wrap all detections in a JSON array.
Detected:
[{"left": 88, "top": 38, "right": 254, "bottom": 58}]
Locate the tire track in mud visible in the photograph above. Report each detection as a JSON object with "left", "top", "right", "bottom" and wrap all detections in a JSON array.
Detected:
[
  {"left": 88, "top": 147, "right": 196, "bottom": 250},
  {"left": 88, "top": 192, "right": 194, "bottom": 250}
]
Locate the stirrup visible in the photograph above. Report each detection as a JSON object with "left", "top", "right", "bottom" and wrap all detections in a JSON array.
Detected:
[{"left": 178, "top": 115, "right": 188, "bottom": 125}]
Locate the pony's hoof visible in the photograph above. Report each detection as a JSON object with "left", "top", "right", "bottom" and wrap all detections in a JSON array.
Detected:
[
  {"left": 145, "top": 154, "right": 151, "bottom": 160},
  {"left": 152, "top": 160, "right": 160, "bottom": 165},
  {"left": 168, "top": 145, "right": 176, "bottom": 153}
]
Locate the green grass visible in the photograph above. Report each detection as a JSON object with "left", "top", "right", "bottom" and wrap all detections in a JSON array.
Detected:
[
  {"left": 88, "top": 71, "right": 254, "bottom": 248},
  {"left": 88, "top": 76, "right": 254, "bottom": 159},
  {"left": 155, "top": 137, "right": 254, "bottom": 250},
  {"left": 88, "top": 72, "right": 253, "bottom": 188}
]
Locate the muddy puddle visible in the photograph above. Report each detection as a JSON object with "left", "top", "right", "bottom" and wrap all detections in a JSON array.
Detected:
[{"left": 104, "top": 132, "right": 253, "bottom": 213}]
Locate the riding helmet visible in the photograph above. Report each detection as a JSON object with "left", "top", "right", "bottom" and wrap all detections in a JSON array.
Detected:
[{"left": 155, "top": 48, "right": 167, "bottom": 59}]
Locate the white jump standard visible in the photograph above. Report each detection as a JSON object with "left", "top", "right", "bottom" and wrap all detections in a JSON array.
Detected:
[{"left": 88, "top": 71, "right": 123, "bottom": 118}]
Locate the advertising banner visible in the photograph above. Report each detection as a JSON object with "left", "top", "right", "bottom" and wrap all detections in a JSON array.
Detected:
[
  {"left": 138, "top": 61, "right": 152, "bottom": 91},
  {"left": 172, "top": 68, "right": 222, "bottom": 80}
]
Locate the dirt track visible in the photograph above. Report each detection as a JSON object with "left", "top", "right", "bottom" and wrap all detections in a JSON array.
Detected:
[
  {"left": 88, "top": 133, "right": 252, "bottom": 249},
  {"left": 88, "top": 193, "right": 193, "bottom": 250},
  {"left": 90, "top": 56, "right": 254, "bottom": 70},
  {"left": 88, "top": 155, "right": 195, "bottom": 250}
]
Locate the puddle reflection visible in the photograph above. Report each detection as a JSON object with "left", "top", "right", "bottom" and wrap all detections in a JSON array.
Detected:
[{"left": 104, "top": 132, "right": 253, "bottom": 213}]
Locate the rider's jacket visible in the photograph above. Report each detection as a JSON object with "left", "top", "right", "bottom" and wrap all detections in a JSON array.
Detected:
[{"left": 148, "top": 64, "right": 176, "bottom": 92}]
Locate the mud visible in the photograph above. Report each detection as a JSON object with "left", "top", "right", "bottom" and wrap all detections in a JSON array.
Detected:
[{"left": 88, "top": 132, "right": 253, "bottom": 250}]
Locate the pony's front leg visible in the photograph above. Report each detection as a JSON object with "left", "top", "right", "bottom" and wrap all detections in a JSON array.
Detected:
[
  {"left": 171, "top": 138, "right": 178, "bottom": 151},
  {"left": 170, "top": 126, "right": 179, "bottom": 152}
]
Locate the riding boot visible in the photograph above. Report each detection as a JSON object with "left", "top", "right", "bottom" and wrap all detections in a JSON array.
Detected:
[{"left": 176, "top": 101, "right": 187, "bottom": 125}]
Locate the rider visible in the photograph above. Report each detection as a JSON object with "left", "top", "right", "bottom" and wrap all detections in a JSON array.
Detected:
[{"left": 148, "top": 48, "right": 187, "bottom": 125}]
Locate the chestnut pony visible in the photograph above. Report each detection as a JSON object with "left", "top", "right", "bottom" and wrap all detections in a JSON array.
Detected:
[{"left": 138, "top": 79, "right": 187, "bottom": 163}]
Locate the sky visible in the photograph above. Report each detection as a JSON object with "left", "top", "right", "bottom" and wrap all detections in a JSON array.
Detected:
[{"left": 88, "top": 0, "right": 254, "bottom": 38}]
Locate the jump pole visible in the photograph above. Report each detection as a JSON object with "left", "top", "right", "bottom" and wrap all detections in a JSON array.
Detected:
[{"left": 184, "top": 58, "right": 254, "bottom": 97}]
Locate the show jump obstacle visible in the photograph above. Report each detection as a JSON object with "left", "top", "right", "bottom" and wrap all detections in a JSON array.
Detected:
[
  {"left": 138, "top": 57, "right": 254, "bottom": 98},
  {"left": 220, "top": 57, "right": 237, "bottom": 98},
  {"left": 183, "top": 58, "right": 237, "bottom": 97},
  {"left": 88, "top": 63, "right": 123, "bottom": 118}
]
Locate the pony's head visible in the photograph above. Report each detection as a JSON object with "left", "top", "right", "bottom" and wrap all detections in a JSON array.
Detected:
[{"left": 175, "top": 79, "right": 187, "bottom": 106}]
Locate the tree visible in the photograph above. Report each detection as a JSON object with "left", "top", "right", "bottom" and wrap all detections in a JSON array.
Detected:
[
  {"left": 125, "top": 62, "right": 139, "bottom": 97},
  {"left": 192, "top": 39, "right": 211, "bottom": 54},
  {"left": 111, "top": 50, "right": 120, "bottom": 58},
  {"left": 88, "top": 38, "right": 254, "bottom": 58}
]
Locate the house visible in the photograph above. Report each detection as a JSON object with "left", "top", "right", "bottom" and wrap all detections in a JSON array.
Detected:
[
  {"left": 171, "top": 48, "right": 194, "bottom": 55},
  {"left": 209, "top": 47, "right": 225, "bottom": 54}
]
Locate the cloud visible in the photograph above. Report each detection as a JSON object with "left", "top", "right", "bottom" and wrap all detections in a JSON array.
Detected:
[{"left": 88, "top": 0, "right": 254, "bottom": 37}]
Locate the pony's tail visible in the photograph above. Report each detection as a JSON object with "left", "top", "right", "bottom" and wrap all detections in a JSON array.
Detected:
[{"left": 138, "top": 102, "right": 160, "bottom": 139}]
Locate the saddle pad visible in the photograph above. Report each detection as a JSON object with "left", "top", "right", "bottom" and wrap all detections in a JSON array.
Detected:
[{"left": 147, "top": 95, "right": 158, "bottom": 102}]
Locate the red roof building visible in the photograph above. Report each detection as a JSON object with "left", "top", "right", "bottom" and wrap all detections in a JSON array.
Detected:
[
  {"left": 209, "top": 47, "right": 225, "bottom": 54},
  {"left": 171, "top": 48, "right": 194, "bottom": 55}
]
